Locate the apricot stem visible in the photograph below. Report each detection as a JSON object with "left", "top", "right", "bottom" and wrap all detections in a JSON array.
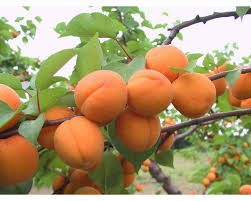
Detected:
[
  {"left": 20, "top": 113, "right": 36, "bottom": 120},
  {"left": 36, "top": 90, "right": 41, "bottom": 114},
  {"left": 114, "top": 38, "right": 132, "bottom": 62},
  {"left": 22, "top": 89, "right": 32, "bottom": 98}
]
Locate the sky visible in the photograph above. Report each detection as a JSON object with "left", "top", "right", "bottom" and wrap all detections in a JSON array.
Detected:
[{"left": 1, "top": 5, "right": 251, "bottom": 77}]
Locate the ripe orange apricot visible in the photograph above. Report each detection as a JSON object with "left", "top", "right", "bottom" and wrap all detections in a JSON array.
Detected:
[
  {"left": 224, "top": 153, "right": 230, "bottom": 159},
  {"left": 213, "top": 61, "right": 229, "bottom": 73},
  {"left": 74, "top": 186, "right": 101, "bottom": 194},
  {"left": 227, "top": 90, "right": 241, "bottom": 107},
  {"left": 188, "top": 191, "right": 196, "bottom": 195},
  {"left": 123, "top": 172, "right": 136, "bottom": 188},
  {"left": 143, "top": 159, "right": 151, "bottom": 166},
  {"left": 142, "top": 165, "right": 149, "bottom": 172},
  {"left": 136, "top": 184, "right": 143, "bottom": 192},
  {"left": 10, "top": 30, "right": 18, "bottom": 38},
  {"left": 202, "top": 178, "right": 210, "bottom": 186},
  {"left": 52, "top": 175, "right": 66, "bottom": 191},
  {"left": 117, "top": 154, "right": 135, "bottom": 174},
  {"left": 239, "top": 185, "right": 251, "bottom": 195},
  {"left": 241, "top": 98, "right": 251, "bottom": 116},
  {"left": 68, "top": 167, "right": 77, "bottom": 177},
  {"left": 64, "top": 183, "right": 78, "bottom": 194},
  {"left": 54, "top": 116, "right": 104, "bottom": 171},
  {"left": 205, "top": 71, "right": 227, "bottom": 97},
  {"left": 218, "top": 157, "right": 225, "bottom": 163},
  {"left": 234, "top": 154, "right": 240, "bottom": 161},
  {"left": 209, "top": 167, "right": 216, "bottom": 174},
  {"left": 37, "top": 106, "right": 74, "bottom": 150},
  {"left": 0, "top": 84, "right": 21, "bottom": 133},
  {"left": 207, "top": 173, "right": 216, "bottom": 181},
  {"left": 171, "top": 73, "right": 216, "bottom": 118},
  {"left": 228, "top": 66, "right": 251, "bottom": 100},
  {"left": 127, "top": 69, "right": 173, "bottom": 116},
  {"left": 0, "top": 135, "right": 39, "bottom": 186},
  {"left": 159, "top": 133, "right": 174, "bottom": 151},
  {"left": 243, "top": 142, "right": 248, "bottom": 149},
  {"left": 74, "top": 70, "right": 127, "bottom": 126},
  {"left": 115, "top": 109, "right": 160, "bottom": 152},
  {"left": 145, "top": 45, "right": 188, "bottom": 82}
]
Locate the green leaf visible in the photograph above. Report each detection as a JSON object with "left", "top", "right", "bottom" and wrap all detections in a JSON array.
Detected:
[
  {"left": 39, "top": 76, "right": 68, "bottom": 89},
  {"left": 155, "top": 150, "right": 174, "bottom": 168},
  {"left": 88, "top": 152, "right": 124, "bottom": 194},
  {"left": 0, "top": 178, "right": 33, "bottom": 194},
  {"left": 57, "top": 92, "right": 76, "bottom": 107},
  {"left": 0, "top": 73, "right": 22, "bottom": 90},
  {"left": 75, "top": 33, "right": 103, "bottom": 80},
  {"left": 108, "top": 120, "right": 160, "bottom": 172},
  {"left": 236, "top": 6, "right": 250, "bottom": 17},
  {"left": 22, "top": 100, "right": 39, "bottom": 116},
  {"left": 15, "top": 17, "right": 24, "bottom": 22},
  {"left": 61, "top": 13, "right": 118, "bottom": 38},
  {"left": 103, "top": 56, "right": 145, "bottom": 83},
  {"left": 184, "top": 53, "right": 203, "bottom": 72},
  {"left": 205, "top": 181, "right": 228, "bottom": 194},
  {"left": 35, "top": 48, "right": 78, "bottom": 90},
  {"left": 35, "top": 16, "right": 42, "bottom": 23},
  {"left": 22, "top": 36, "right": 28, "bottom": 43},
  {"left": 214, "top": 135, "right": 227, "bottom": 145},
  {"left": 23, "top": 6, "right": 30, "bottom": 11},
  {"left": 0, "top": 100, "right": 16, "bottom": 129},
  {"left": 177, "top": 32, "right": 183, "bottom": 41},
  {"left": 225, "top": 69, "right": 241, "bottom": 88},
  {"left": 18, "top": 113, "right": 45, "bottom": 145},
  {"left": 203, "top": 54, "right": 215, "bottom": 67},
  {"left": 169, "top": 66, "right": 189, "bottom": 73},
  {"left": 0, "top": 30, "right": 13, "bottom": 40},
  {"left": 54, "top": 22, "right": 67, "bottom": 35},
  {"left": 224, "top": 174, "right": 241, "bottom": 194}
]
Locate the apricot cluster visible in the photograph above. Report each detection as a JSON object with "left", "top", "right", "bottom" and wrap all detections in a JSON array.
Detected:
[{"left": 141, "top": 158, "right": 151, "bottom": 172}]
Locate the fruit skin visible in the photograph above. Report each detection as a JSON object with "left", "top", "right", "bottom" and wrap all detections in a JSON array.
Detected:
[
  {"left": 145, "top": 45, "right": 188, "bottom": 82},
  {"left": 123, "top": 172, "right": 136, "bottom": 188},
  {"left": 202, "top": 178, "right": 210, "bottom": 186},
  {"left": 241, "top": 98, "right": 251, "bottom": 116},
  {"left": 117, "top": 154, "right": 135, "bottom": 174},
  {"left": 0, "top": 84, "right": 21, "bottom": 133},
  {"left": 74, "top": 70, "right": 127, "bottom": 126},
  {"left": 171, "top": 73, "right": 216, "bottom": 118},
  {"left": 0, "top": 135, "right": 39, "bottom": 186},
  {"left": 68, "top": 167, "right": 77, "bottom": 177},
  {"left": 218, "top": 157, "right": 225, "bottom": 163},
  {"left": 207, "top": 173, "right": 216, "bottom": 181},
  {"left": 209, "top": 167, "right": 216, "bottom": 174},
  {"left": 227, "top": 90, "right": 241, "bottom": 107},
  {"left": 136, "top": 184, "right": 143, "bottom": 192},
  {"left": 143, "top": 159, "right": 151, "bottom": 166},
  {"left": 115, "top": 109, "right": 160, "bottom": 152},
  {"left": 243, "top": 142, "right": 248, "bottom": 149},
  {"left": 52, "top": 175, "right": 66, "bottom": 191},
  {"left": 54, "top": 116, "right": 104, "bottom": 171},
  {"left": 159, "top": 133, "right": 174, "bottom": 151},
  {"left": 229, "top": 66, "right": 251, "bottom": 100},
  {"left": 74, "top": 186, "right": 101, "bottom": 194},
  {"left": 205, "top": 71, "right": 227, "bottom": 97},
  {"left": 127, "top": 69, "right": 173, "bottom": 116},
  {"left": 37, "top": 106, "right": 74, "bottom": 150},
  {"left": 188, "top": 191, "right": 195, "bottom": 195},
  {"left": 239, "top": 185, "right": 251, "bottom": 195},
  {"left": 142, "top": 165, "right": 149, "bottom": 172},
  {"left": 10, "top": 30, "right": 18, "bottom": 38}
]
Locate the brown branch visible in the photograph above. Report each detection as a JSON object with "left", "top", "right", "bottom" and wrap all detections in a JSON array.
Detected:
[
  {"left": 117, "top": 10, "right": 127, "bottom": 46},
  {"left": 208, "top": 67, "right": 251, "bottom": 81},
  {"left": 158, "top": 108, "right": 251, "bottom": 149},
  {"left": 174, "top": 125, "right": 199, "bottom": 141},
  {"left": 149, "top": 159, "right": 182, "bottom": 194},
  {"left": 163, "top": 8, "right": 251, "bottom": 45}
]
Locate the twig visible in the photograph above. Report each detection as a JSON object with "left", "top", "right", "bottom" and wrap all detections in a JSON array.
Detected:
[
  {"left": 117, "top": 9, "right": 127, "bottom": 46},
  {"left": 22, "top": 89, "right": 32, "bottom": 98},
  {"left": 114, "top": 38, "right": 132, "bottom": 61},
  {"left": 174, "top": 125, "right": 199, "bottom": 141},
  {"left": 149, "top": 159, "right": 182, "bottom": 194},
  {"left": 163, "top": 9, "right": 251, "bottom": 45}
]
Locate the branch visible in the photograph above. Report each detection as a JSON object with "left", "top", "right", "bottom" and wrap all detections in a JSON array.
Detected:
[
  {"left": 174, "top": 125, "right": 199, "bottom": 141},
  {"left": 208, "top": 67, "right": 251, "bottom": 81},
  {"left": 163, "top": 8, "right": 251, "bottom": 45},
  {"left": 159, "top": 108, "right": 251, "bottom": 149},
  {"left": 149, "top": 159, "right": 182, "bottom": 194}
]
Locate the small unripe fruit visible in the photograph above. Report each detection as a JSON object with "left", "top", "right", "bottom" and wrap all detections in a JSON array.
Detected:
[{"left": 136, "top": 184, "right": 143, "bottom": 192}]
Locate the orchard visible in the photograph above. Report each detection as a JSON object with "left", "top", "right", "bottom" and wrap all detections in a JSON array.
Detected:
[{"left": 0, "top": 6, "right": 251, "bottom": 195}]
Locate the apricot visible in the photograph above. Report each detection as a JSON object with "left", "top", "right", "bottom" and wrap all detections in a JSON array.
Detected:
[
  {"left": 209, "top": 167, "right": 216, "bottom": 174},
  {"left": 123, "top": 172, "right": 136, "bottom": 188},
  {"left": 127, "top": 69, "right": 173, "bottom": 116},
  {"left": 145, "top": 45, "right": 188, "bottom": 82},
  {"left": 188, "top": 191, "right": 195, "bottom": 195},
  {"left": 202, "top": 178, "right": 210, "bottom": 186},
  {"left": 207, "top": 173, "right": 216, "bottom": 181},
  {"left": 52, "top": 175, "right": 66, "bottom": 191},
  {"left": 0, "top": 84, "right": 21, "bottom": 133},
  {"left": 241, "top": 98, "right": 251, "bottom": 116},
  {"left": 224, "top": 153, "right": 230, "bottom": 159},
  {"left": 159, "top": 133, "right": 174, "bottom": 151},
  {"left": 136, "top": 184, "right": 143, "bottom": 192},
  {"left": 74, "top": 186, "right": 101, "bottom": 194},
  {"left": 117, "top": 154, "right": 135, "bottom": 174},
  {"left": 227, "top": 90, "right": 241, "bottom": 107},
  {"left": 218, "top": 157, "right": 225, "bottom": 163},
  {"left": 205, "top": 71, "right": 227, "bottom": 97},
  {"left": 229, "top": 66, "right": 251, "bottom": 100},
  {"left": 213, "top": 61, "right": 229, "bottom": 73},
  {"left": 74, "top": 70, "right": 127, "bottom": 126},
  {"left": 68, "top": 167, "right": 77, "bottom": 177},
  {"left": 64, "top": 183, "right": 80, "bottom": 194},
  {"left": 54, "top": 116, "right": 104, "bottom": 171},
  {"left": 239, "top": 185, "right": 251, "bottom": 195},
  {"left": 243, "top": 142, "right": 248, "bottom": 149},
  {"left": 141, "top": 165, "right": 149, "bottom": 172},
  {"left": 10, "top": 30, "right": 18, "bottom": 38},
  {"left": 143, "top": 159, "right": 151, "bottom": 166},
  {"left": 37, "top": 106, "right": 74, "bottom": 150},
  {"left": 0, "top": 135, "right": 39, "bottom": 186},
  {"left": 171, "top": 73, "right": 216, "bottom": 118},
  {"left": 115, "top": 109, "right": 160, "bottom": 152}
]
